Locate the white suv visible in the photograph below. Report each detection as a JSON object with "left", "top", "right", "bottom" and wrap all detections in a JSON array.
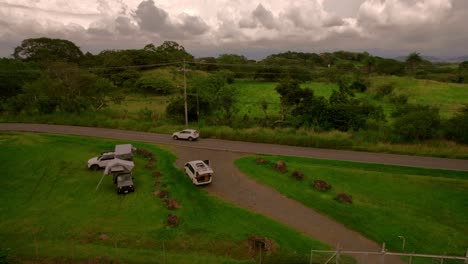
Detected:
[
  {"left": 184, "top": 160, "right": 213, "bottom": 185},
  {"left": 172, "top": 129, "right": 199, "bottom": 141},
  {"left": 87, "top": 151, "right": 115, "bottom": 170}
]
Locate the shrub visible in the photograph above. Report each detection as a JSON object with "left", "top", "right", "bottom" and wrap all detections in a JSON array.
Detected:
[
  {"left": 444, "top": 105, "right": 468, "bottom": 144},
  {"left": 392, "top": 105, "right": 440, "bottom": 142}
]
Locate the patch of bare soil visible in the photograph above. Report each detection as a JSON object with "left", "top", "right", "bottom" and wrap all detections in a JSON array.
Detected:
[
  {"left": 313, "top": 180, "right": 332, "bottom": 191},
  {"left": 336, "top": 193, "right": 353, "bottom": 204},
  {"left": 273, "top": 161, "right": 287, "bottom": 173},
  {"left": 291, "top": 170, "right": 304, "bottom": 180},
  {"left": 247, "top": 235, "right": 278, "bottom": 256},
  {"left": 167, "top": 214, "right": 180, "bottom": 227}
]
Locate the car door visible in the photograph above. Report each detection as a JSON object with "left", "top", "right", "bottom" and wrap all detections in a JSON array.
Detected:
[
  {"left": 99, "top": 154, "right": 115, "bottom": 167},
  {"left": 184, "top": 163, "right": 195, "bottom": 179}
]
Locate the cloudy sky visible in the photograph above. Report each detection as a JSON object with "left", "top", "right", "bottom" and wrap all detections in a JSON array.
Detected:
[{"left": 0, "top": 0, "right": 466, "bottom": 59}]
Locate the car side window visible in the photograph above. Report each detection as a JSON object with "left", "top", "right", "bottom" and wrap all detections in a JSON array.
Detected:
[
  {"left": 188, "top": 164, "right": 195, "bottom": 174},
  {"left": 101, "top": 155, "right": 114, "bottom": 161}
]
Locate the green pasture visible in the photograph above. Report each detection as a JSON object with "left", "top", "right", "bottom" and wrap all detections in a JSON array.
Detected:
[
  {"left": 0, "top": 132, "right": 326, "bottom": 263},
  {"left": 236, "top": 155, "right": 468, "bottom": 258}
]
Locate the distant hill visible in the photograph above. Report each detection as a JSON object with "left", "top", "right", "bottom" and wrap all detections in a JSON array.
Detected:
[{"left": 394, "top": 55, "right": 468, "bottom": 63}]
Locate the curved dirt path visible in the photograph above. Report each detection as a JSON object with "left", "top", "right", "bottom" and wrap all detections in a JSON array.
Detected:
[{"left": 3, "top": 124, "right": 466, "bottom": 263}]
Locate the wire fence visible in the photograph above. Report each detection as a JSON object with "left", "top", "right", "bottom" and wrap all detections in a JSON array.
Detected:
[{"left": 309, "top": 244, "right": 468, "bottom": 264}]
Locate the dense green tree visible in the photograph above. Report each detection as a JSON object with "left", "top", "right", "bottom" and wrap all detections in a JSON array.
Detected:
[
  {"left": 406, "top": 52, "right": 423, "bottom": 74},
  {"left": 0, "top": 59, "right": 41, "bottom": 99},
  {"left": 445, "top": 105, "right": 468, "bottom": 143},
  {"left": 136, "top": 75, "right": 175, "bottom": 95},
  {"left": 13, "top": 38, "right": 83, "bottom": 63},
  {"left": 392, "top": 104, "right": 440, "bottom": 141},
  {"left": 375, "top": 58, "right": 405, "bottom": 75},
  {"left": 8, "top": 62, "right": 119, "bottom": 114},
  {"left": 155, "top": 41, "right": 193, "bottom": 62}
]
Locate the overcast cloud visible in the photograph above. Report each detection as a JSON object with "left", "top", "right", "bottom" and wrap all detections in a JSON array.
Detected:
[{"left": 0, "top": 0, "right": 466, "bottom": 59}]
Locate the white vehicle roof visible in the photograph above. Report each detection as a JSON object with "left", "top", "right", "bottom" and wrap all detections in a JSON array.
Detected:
[
  {"left": 186, "top": 160, "right": 213, "bottom": 174},
  {"left": 104, "top": 158, "right": 134, "bottom": 175}
]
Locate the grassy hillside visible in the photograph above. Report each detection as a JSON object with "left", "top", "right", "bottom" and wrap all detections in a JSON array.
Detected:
[
  {"left": 0, "top": 132, "right": 326, "bottom": 263},
  {"left": 235, "top": 155, "right": 468, "bottom": 258}
]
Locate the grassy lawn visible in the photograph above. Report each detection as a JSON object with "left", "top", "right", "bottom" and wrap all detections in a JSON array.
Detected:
[
  {"left": 235, "top": 155, "right": 468, "bottom": 257},
  {"left": 0, "top": 132, "right": 327, "bottom": 263},
  {"left": 370, "top": 76, "right": 468, "bottom": 118}
]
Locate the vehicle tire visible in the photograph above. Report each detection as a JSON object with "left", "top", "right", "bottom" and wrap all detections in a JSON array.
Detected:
[
  {"left": 173, "top": 135, "right": 178, "bottom": 140},
  {"left": 90, "top": 164, "right": 99, "bottom": 171},
  {"left": 188, "top": 137, "right": 193, "bottom": 141}
]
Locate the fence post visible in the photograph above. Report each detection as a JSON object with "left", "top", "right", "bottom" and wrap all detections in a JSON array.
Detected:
[
  {"left": 381, "top": 242, "right": 386, "bottom": 264},
  {"left": 309, "top": 249, "right": 313, "bottom": 264},
  {"left": 465, "top": 248, "right": 467, "bottom": 264}
]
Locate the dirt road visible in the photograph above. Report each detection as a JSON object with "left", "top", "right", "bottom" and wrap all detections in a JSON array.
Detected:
[{"left": 3, "top": 123, "right": 466, "bottom": 263}]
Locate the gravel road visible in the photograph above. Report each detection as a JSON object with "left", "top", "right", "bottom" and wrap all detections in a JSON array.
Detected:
[{"left": 3, "top": 123, "right": 465, "bottom": 263}]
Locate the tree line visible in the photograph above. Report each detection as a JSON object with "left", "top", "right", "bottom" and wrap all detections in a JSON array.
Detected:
[{"left": 1, "top": 37, "right": 467, "bottom": 145}]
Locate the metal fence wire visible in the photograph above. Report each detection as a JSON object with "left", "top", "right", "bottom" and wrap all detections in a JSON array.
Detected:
[{"left": 309, "top": 244, "right": 468, "bottom": 264}]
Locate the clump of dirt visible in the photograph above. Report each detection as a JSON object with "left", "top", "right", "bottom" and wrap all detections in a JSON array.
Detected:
[
  {"left": 98, "top": 234, "right": 109, "bottom": 241},
  {"left": 335, "top": 193, "right": 352, "bottom": 204},
  {"left": 164, "top": 198, "right": 180, "bottom": 210},
  {"left": 255, "top": 158, "right": 269, "bottom": 164},
  {"left": 145, "top": 162, "right": 155, "bottom": 169},
  {"left": 136, "top": 148, "right": 153, "bottom": 159},
  {"left": 313, "top": 180, "right": 332, "bottom": 191},
  {"left": 152, "top": 171, "right": 162, "bottom": 178},
  {"left": 153, "top": 190, "right": 169, "bottom": 199},
  {"left": 291, "top": 170, "right": 304, "bottom": 180},
  {"left": 274, "top": 161, "right": 287, "bottom": 173},
  {"left": 247, "top": 235, "right": 279, "bottom": 255},
  {"left": 167, "top": 214, "right": 180, "bottom": 227},
  {"left": 154, "top": 181, "right": 161, "bottom": 187}
]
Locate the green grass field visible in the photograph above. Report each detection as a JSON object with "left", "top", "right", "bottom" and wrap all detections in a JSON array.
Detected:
[
  {"left": 235, "top": 156, "right": 468, "bottom": 257},
  {"left": 0, "top": 132, "right": 327, "bottom": 263}
]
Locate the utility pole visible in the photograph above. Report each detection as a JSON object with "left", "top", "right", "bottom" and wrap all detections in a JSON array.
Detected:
[{"left": 183, "top": 59, "right": 188, "bottom": 127}]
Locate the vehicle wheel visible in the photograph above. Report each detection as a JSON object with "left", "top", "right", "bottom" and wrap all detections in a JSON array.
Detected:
[
  {"left": 188, "top": 137, "right": 193, "bottom": 141},
  {"left": 90, "top": 165, "right": 99, "bottom": 171},
  {"left": 173, "top": 135, "right": 178, "bottom": 140}
]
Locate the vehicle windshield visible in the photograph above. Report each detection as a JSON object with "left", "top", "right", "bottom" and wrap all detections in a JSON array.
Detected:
[{"left": 117, "top": 174, "right": 131, "bottom": 183}]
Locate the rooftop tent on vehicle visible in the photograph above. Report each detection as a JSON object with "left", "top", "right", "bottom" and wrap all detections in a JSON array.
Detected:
[
  {"left": 114, "top": 144, "right": 134, "bottom": 160},
  {"left": 104, "top": 158, "right": 135, "bottom": 175}
]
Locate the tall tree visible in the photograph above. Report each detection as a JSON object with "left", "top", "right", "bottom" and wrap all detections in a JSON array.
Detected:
[
  {"left": 405, "top": 52, "right": 422, "bottom": 74},
  {"left": 13, "top": 38, "right": 83, "bottom": 63}
]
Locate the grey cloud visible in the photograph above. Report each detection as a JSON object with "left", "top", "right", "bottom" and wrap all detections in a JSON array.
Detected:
[
  {"left": 283, "top": 7, "right": 314, "bottom": 29},
  {"left": 115, "top": 16, "right": 137, "bottom": 34},
  {"left": 0, "top": 2, "right": 99, "bottom": 18},
  {"left": 238, "top": 17, "right": 257, "bottom": 29},
  {"left": 322, "top": 16, "right": 345, "bottom": 28},
  {"left": 133, "top": 0, "right": 209, "bottom": 38},
  {"left": 179, "top": 13, "right": 209, "bottom": 35},
  {"left": 133, "top": 0, "right": 172, "bottom": 33},
  {"left": 252, "top": 4, "right": 278, "bottom": 30}
]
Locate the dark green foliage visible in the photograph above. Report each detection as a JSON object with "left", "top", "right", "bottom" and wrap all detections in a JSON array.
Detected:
[
  {"left": 389, "top": 94, "right": 408, "bottom": 105},
  {"left": 405, "top": 52, "right": 423, "bottom": 74},
  {"left": 156, "top": 41, "right": 194, "bottom": 62},
  {"left": 0, "top": 59, "right": 41, "bottom": 99},
  {"left": 7, "top": 62, "right": 118, "bottom": 114},
  {"left": 372, "top": 83, "right": 394, "bottom": 98},
  {"left": 392, "top": 104, "right": 441, "bottom": 141},
  {"left": 166, "top": 72, "right": 238, "bottom": 123},
  {"left": 136, "top": 75, "right": 175, "bottom": 95},
  {"left": 13, "top": 37, "right": 83, "bottom": 63},
  {"left": 445, "top": 105, "right": 468, "bottom": 144},
  {"left": 375, "top": 58, "right": 405, "bottom": 75}
]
